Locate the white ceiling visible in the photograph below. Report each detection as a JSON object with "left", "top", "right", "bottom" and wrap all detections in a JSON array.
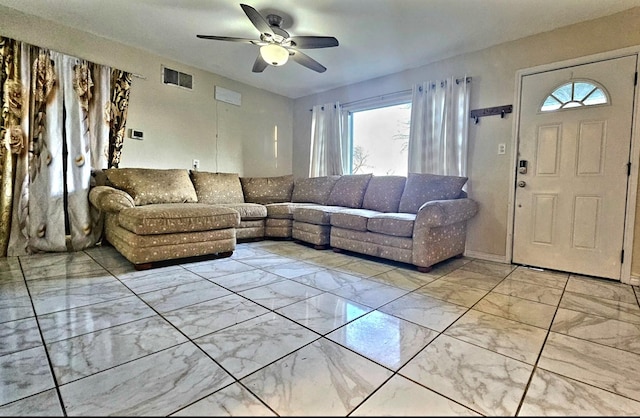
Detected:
[{"left": 2, "top": 0, "right": 640, "bottom": 99}]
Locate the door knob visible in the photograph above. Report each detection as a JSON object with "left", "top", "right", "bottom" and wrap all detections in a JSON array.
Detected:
[{"left": 517, "top": 181, "right": 526, "bottom": 188}]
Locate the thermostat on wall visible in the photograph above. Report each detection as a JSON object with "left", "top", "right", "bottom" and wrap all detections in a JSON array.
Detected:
[{"left": 129, "top": 129, "right": 144, "bottom": 140}]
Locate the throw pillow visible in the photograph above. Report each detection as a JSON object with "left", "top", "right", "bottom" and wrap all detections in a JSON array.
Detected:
[
  {"left": 104, "top": 168, "right": 198, "bottom": 206},
  {"left": 190, "top": 171, "right": 245, "bottom": 205},
  {"left": 240, "top": 174, "right": 294, "bottom": 204},
  {"left": 326, "top": 174, "right": 373, "bottom": 208},
  {"left": 291, "top": 175, "right": 340, "bottom": 205},
  {"left": 361, "top": 175, "right": 407, "bottom": 212},
  {"left": 398, "top": 173, "right": 468, "bottom": 213}
]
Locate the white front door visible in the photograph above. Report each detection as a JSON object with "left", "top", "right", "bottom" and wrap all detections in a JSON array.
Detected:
[{"left": 512, "top": 55, "right": 637, "bottom": 280}]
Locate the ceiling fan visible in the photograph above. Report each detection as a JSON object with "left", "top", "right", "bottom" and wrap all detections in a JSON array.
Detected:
[{"left": 197, "top": 3, "right": 339, "bottom": 73}]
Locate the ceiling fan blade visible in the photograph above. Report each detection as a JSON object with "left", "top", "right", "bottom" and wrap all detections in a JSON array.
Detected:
[
  {"left": 290, "top": 50, "right": 327, "bottom": 73},
  {"left": 240, "top": 3, "right": 274, "bottom": 37},
  {"left": 196, "top": 35, "right": 258, "bottom": 44},
  {"left": 252, "top": 54, "right": 268, "bottom": 73},
  {"left": 289, "top": 36, "right": 339, "bottom": 49}
]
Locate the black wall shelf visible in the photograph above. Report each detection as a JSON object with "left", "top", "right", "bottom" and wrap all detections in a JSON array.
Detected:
[{"left": 470, "top": 104, "right": 513, "bottom": 124}]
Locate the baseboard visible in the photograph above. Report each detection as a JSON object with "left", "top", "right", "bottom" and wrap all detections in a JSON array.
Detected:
[
  {"left": 627, "top": 276, "right": 640, "bottom": 286},
  {"left": 463, "top": 250, "right": 510, "bottom": 264}
]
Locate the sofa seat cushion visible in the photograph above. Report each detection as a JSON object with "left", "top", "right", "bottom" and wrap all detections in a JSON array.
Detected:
[
  {"left": 265, "top": 202, "right": 315, "bottom": 219},
  {"left": 330, "top": 209, "right": 381, "bottom": 232},
  {"left": 240, "top": 174, "right": 294, "bottom": 204},
  {"left": 190, "top": 171, "right": 245, "bottom": 204},
  {"left": 367, "top": 213, "right": 416, "bottom": 237},
  {"left": 118, "top": 203, "right": 240, "bottom": 235},
  {"left": 104, "top": 216, "right": 236, "bottom": 265},
  {"left": 292, "top": 221, "right": 331, "bottom": 246},
  {"left": 362, "top": 175, "right": 406, "bottom": 213},
  {"left": 326, "top": 174, "right": 372, "bottom": 208},
  {"left": 217, "top": 203, "right": 267, "bottom": 220},
  {"left": 105, "top": 168, "right": 198, "bottom": 206},
  {"left": 265, "top": 218, "right": 292, "bottom": 238},
  {"left": 398, "top": 173, "right": 468, "bottom": 214},
  {"left": 331, "top": 226, "right": 413, "bottom": 251},
  {"left": 293, "top": 205, "right": 346, "bottom": 225}
]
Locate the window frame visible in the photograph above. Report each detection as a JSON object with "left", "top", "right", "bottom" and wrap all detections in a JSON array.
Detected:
[
  {"left": 343, "top": 91, "right": 413, "bottom": 175},
  {"left": 539, "top": 78, "right": 610, "bottom": 113}
]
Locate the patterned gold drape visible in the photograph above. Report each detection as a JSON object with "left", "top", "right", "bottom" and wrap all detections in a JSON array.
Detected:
[
  {"left": 29, "top": 47, "right": 56, "bottom": 183},
  {"left": 0, "top": 37, "right": 23, "bottom": 257},
  {"left": 1, "top": 35, "right": 133, "bottom": 257},
  {"left": 108, "top": 69, "right": 131, "bottom": 168}
]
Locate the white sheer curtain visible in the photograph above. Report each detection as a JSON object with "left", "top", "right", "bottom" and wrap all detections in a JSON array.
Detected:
[
  {"left": 309, "top": 101, "right": 345, "bottom": 177},
  {"left": 407, "top": 76, "right": 470, "bottom": 177}
]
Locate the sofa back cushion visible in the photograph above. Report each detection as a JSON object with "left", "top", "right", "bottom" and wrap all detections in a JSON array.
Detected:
[
  {"left": 240, "top": 174, "right": 294, "bottom": 204},
  {"left": 326, "top": 174, "right": 373, "bottom": 208},
  {"left": 190, "top": 171, "right": 245, "bottom": 205},
  {"left": 291, "top": 175, "right": 340, "bottom": 205},
  {"left": 362, "top": 175, "right": 406, "bottom": 213},
  {"left": 398, "top": 173, "right": 468, "bottom": 213},
  {"left": 104, "top": 168, "right": 198, "bottom": 206}
]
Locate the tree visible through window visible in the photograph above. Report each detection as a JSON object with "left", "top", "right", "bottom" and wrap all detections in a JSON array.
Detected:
[{"left": 349, "top": 102, "right": 411, "bottom": 175}]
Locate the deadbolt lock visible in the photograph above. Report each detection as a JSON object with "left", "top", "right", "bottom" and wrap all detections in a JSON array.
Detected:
[
  {"left": 518, "top": 159, "right": 528, "bottom": 174},
  {"left": 518, "top": 181, "right": 526, "bottom": 188}
]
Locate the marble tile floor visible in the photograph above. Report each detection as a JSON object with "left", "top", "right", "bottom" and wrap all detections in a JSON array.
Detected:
[{"left": 2, "top": 240, "right": 640, "bottom": 416}]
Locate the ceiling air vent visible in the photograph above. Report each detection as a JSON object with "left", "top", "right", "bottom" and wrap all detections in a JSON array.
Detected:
[{"left": 162, "top": 66, "right": 192, "bottom": 90}]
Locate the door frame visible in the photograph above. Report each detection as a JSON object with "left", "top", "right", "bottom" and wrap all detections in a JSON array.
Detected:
[{"left": 506, "top": 46, "right": 640, "bottom": 285}]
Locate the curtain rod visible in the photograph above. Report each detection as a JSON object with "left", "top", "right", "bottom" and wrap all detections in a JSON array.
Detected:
[
  {"left": 308, "top": 77, "right": 471, "bottom": 111},
  {"left": 342, "top": 88, "right": 412, "bottom": 108},
  {"left": 308, "top": 89, "right": 411, "bottom": 112}
]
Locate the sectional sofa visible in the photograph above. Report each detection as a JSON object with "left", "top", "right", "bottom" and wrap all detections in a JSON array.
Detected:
[{"left": 89, "top": 168, "right": 478, "bottom": 271}]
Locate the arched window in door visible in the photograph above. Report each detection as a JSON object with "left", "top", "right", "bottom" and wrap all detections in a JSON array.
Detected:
[{"left": 540, "top": 80, "right": 609, "bottom": 112}]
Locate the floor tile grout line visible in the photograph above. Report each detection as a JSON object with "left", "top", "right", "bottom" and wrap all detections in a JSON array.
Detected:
[
  {"left": 6, "top": 244, "right": 640, "bottom": 415},
  {"left": 233, "top": 255, "right": 640, "bottom": 412},
  {"left": 511, "top": 268, "right": 640, "bottom": 414},
  {"left": 319, "top": 262, "right": 516, "bottom": 414},
  {"left": 16, "top": 256, "right": 69, "bottom": 417},
  {"left": 75, "top": 258, "right": 277, "bottom": 416},
  {"left": 96, "top": 250, "right": 359, "bottom": 416},
  {"left": 512, "top": 267, "right": 568, "bottom": 417},
  {"left": 138, "top": 246, "right": 431, "bottom": 415}
]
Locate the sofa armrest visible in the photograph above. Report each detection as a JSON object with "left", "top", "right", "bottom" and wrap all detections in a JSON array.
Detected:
[
  {"left": 89, "top": 185, "right": 135, "bottom": 214},
  {"left": 414, "top": 198, "right": 479, "bottom": 230}
]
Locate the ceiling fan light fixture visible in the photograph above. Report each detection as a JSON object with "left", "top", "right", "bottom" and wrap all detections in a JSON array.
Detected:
[{"left": 260, "top": 44, "right": 289, "bottom": 66}]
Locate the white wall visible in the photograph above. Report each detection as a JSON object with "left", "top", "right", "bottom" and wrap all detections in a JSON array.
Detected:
[
  {"left": 0, "top": 5, "right": 294, "bottom": 177},
  {"left": 293, "top": 7, "right": 640, "bottom": 263}
]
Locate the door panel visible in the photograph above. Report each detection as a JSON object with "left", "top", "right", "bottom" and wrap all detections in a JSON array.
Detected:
[{"left": 513, "top": 55, "right": 637, "bottom": 279}]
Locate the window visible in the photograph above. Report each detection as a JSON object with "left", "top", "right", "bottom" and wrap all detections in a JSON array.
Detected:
[
  {"left": 347, "top": 99, "right": 412, "bottom": 175},
  {"left": 541, "top": 80, "right": 608, "bottom": 112}
]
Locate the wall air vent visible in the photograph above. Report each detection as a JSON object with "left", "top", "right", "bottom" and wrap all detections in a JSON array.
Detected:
[{"left": 162, "top": 66, "right": 193, "bottom": 90}]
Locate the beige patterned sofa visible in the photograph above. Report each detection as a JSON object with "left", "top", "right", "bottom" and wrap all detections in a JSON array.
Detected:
[
  {"left": 89, "top": 169, "right": 241, "bottom": 269},
  {"left": 288, "top": 173, "right": 478, "bottom": 272},
  {"left": 89, "top": 168, "right": 478, "bottom": 272}
]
